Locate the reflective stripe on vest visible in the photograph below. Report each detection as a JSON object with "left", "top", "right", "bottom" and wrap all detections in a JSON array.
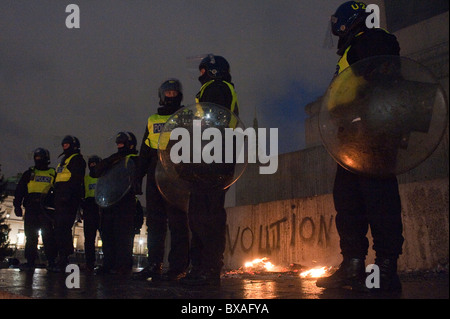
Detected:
[
  {"left": 145, "top": 113, "right": 172, "bottom": 150},
  {"left": 336, "top": 45, "right": 352, "bottom": 75},
  {"left": 27, "top": 168, "right": 55, "bottom": 194},
  {"left": 336, "top": 31, "right": 365, "bottom": 75},
  {"left": 55, "top": 153, "right": 78, "bottom": 183},
  {"left": 84, "top": 175, "right": 98, "bottom": 198},
  {"left": 125, "top": 153, "right": 138, "bottom": 170}
]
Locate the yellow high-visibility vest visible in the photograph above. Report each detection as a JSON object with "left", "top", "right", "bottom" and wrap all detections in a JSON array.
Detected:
[
  {"left": 336, "top": 31, "right": 365, "bottom": 75},
  {"left": 55, "top": 153, "right": 79, "bottom": 183},
  {"left": 27, "top": 168, "right": 55, "bottom": 194},
  {"left": 195, "top": 80, "right": 239, "bottom": 114},
  {"left": 195, "top": 80, "right": 239, "bottom": 128},
  {"left": 145, "top": 113, "right": 172, "bottom": 150},
  {"left": 328, "top": 32, "right": 367, "bottom": 110},
  {"left": 84, "top": 175, "right": 98, "bottom": 199}
]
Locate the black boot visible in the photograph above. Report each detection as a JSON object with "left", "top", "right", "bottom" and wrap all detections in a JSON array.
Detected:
[
  {"left": 161, "top": 268, "right": 187, "bottom": 282},
  {"left": 133, "top": 262, "right": 163, "bottom": 281},
  {"left": 19, "top": 262, "right": 36, "bottom": 272},
  {"left": 181, "top": 268, "right": 221, "bottom": 287},
  {"left": 375, "top": 258, "right": 402, "bottom": 292},
  {"left": 316, "top": 258, "right": 368, "bottom": 291}
]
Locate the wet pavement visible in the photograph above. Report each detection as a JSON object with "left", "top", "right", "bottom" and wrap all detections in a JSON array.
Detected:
[{"left": 1, "top": 267, "right": 448, "bottom": 302}]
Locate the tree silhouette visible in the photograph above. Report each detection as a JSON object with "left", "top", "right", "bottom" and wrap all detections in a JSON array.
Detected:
[{"left": 0, "top": 164, "right": 12, "bottom": 259}]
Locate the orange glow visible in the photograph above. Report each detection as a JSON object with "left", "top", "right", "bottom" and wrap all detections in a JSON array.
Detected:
[
  {"left": 299, "top": 266, "right": 330, "bottom": 278},
  {"left": 244, "top": 257, "right": 278, "bottom": 272}
]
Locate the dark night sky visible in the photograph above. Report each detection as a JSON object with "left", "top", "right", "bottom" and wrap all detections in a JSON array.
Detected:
[{"left": 0, "top": 0, "right": 344, "bottom": 178}]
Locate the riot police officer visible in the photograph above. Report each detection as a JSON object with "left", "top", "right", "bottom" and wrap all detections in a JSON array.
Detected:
[
  {"left": 126, "top": 132, "right": 144, "bottom": 243},
  {"left": 81, "top": 155, "right": 102, "bottom": 272},
  {"left": 92, "top": 132, "right": 139, "bottom": 275},
  {"left": 316, "top": 1, "right": 403, "bottom": 292},
  {"left": 181, "top": 55, "right": 239, "bottom": 286},
  {"left": 52, "top": 135, "right": 86, "bottom": 272},
  {"left": 135, "top": 79, "right": 190, "bottom": 281},
  {"left": 13, "top": 148, "right": 58, "bottom": 271}
]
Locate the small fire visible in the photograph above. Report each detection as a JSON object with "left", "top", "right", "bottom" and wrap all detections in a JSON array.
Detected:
[
  {"left": 244, "top": 257, "right": 277, "bottom": 272},
  {"left": 299, "top": 266, "right": 330, "bottom": 278}
]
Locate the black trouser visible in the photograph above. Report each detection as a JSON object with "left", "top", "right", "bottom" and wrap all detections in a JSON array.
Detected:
[
  {"left": 146, "top": 173, "right": 189, "bottom": 272},
  {"left": 333, "top": 165, "right": 404, "bottom": 260},
  {"left": 83, "top": 198, "right": 100, "bottom": 267},
  {"left": 188, "top": 190, "right": 227, "bottom": 274},
  {"left": 23, "top": 203, "right": 57, "bottom": 265},
  {"left": 54, "top": 199, "right": 80, "bottom": 263},
  {"left": 100, "top": 193, "right": 135, "bottom": 272}
]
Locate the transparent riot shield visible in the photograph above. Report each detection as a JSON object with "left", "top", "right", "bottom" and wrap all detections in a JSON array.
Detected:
[
  {"left": 95, "top": 157, "right": 136, "bottom": 208},
  {"left": 319, "top": 55, "right": 448, "bottom": 177},
  {"left": 156, "top": 102, "right": 248, "bottom": 209},
  {"left": 155, "top": 161, "right": 190, "bottom": 213}
]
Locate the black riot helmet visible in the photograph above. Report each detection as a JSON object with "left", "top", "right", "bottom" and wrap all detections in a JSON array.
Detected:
[
  {"left": 33, "top": 147, "right": 50, "bottom": 168},
  {"left": 127, "top": 131, "right": 138, "bottom": 154},
  {"left": 198, "top": 54, "right": 231, "bottom": 84},
  {"left": 331, "top": 1, "right": 369, "bottom": 38},
  {"left": 115, "top": 131, "right": 133, "bottom": 153},
  {"left": 158, "top": 78, "right": 183, "bottom": 107},
  {"left": 61, "top": 135, "right": 80, "bottom": 156}
]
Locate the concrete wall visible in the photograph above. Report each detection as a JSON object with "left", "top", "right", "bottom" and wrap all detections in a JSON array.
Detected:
[{"left": 224, "top": 178, "right": 449, "bottom": 272}]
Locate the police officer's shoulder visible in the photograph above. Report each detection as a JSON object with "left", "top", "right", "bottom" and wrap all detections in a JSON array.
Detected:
[
  {"left": 203, "top": 80, "right": 234, "bottom": 96},
  {"left": 349, "top": 28, "right": 400, "bottom": 62},
  {"left": 68, "top": 152, "right": 87, "bottom": 167},
  {"left": 23, "top": 167, "right": 34, "bottom": 177},
  {"left": 209, "top": 79, "right": 233, "bottom": 88},
  {"left": 355, "top": 28, "right": 397, "bottom": 45}
]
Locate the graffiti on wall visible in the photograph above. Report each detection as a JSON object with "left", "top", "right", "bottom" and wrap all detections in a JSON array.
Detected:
[{"left": 226, "top": 213, "right": 334, "bottom": 256}]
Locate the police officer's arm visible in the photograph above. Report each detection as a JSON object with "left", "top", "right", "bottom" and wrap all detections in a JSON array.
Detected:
[
  {"left": 137, "top": 125, "right": 157, "bottom": 180},
  {"left": 90, "top": 154, "right": 115, "bottom": 178},
  {"left": 347, "top": 29, "right": 400, "bottom": 65},
  {"left": 137, "top": 125, "right": 151, "bottom": 179},
  {"left": 80, "top": 176, "right": 87, "bottom": 212},
  {"left": 12, "top": 169, "right": 31, "bottom": 216}
]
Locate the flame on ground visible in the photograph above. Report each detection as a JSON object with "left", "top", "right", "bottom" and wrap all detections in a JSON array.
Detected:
[
  {"left": 244, "top": 257, "right": 278, "bottom": 272},
  {"left": 244, "top": 257, "right": 286, "bottom": 272},
  {"left": 226, "top": 257, "right": 332, "bottom": 278},
  {"left": 299, "top": 266, "right": 331, "bottom": 278}
]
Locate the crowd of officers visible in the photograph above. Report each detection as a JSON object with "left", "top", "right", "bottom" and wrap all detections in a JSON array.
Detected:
[{"left": 12, "top": 54, "right": 237, "bottom": 286}]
